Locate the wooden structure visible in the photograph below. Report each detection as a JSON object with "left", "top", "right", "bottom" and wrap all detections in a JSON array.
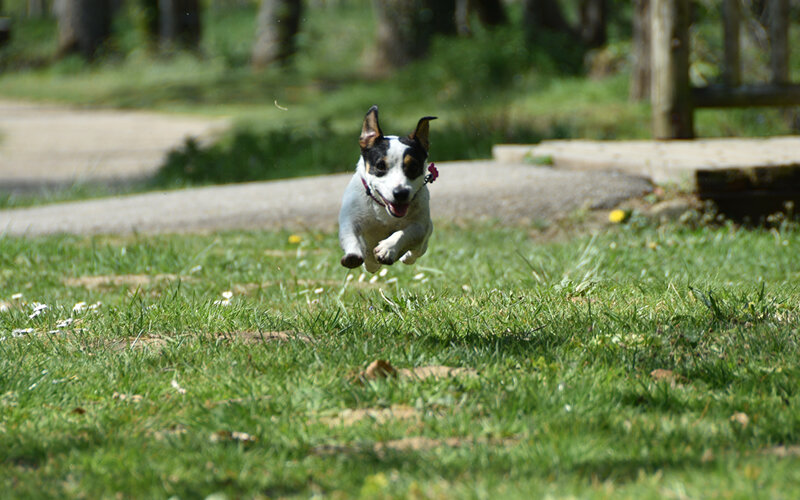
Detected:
[{"left": 651, "top": 0, "right": 800, "bottom": 139}]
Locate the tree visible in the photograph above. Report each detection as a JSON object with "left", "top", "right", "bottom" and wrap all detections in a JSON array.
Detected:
[
  {"left": 54, "top": 0, "right": 112, "bottom": 59},
  {"left": 159, "top": 0, "right": 201, "bottom": 50},
  {"left": 251, "top": 0, "right": 303, "bottom": 69},
  {"left": 630, "top": 0, "right": 651, "bottom": 100},
  {"left": 523, "top": 0, "right": 608, "bottom": 49}
]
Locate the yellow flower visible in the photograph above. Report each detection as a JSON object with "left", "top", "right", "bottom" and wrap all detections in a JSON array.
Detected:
[
  {"left": 608, "top": 209, "right": 630, "bottom": 223},
  {"left": 288, "top": 234, "right": 302, "bottom": 244}
]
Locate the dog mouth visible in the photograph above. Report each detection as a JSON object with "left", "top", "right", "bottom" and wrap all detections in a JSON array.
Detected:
[{"left": 377, "top": 193, "right": 410, "bottom": 218}]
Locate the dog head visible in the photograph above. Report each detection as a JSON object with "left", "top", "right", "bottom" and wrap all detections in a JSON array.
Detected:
[{"left": 359, "top": 105, "right": 436, "bottom": 218}]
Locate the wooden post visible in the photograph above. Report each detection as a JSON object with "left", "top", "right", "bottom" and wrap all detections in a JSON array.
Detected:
[
  {"left": 769, "top": 0, "right": 789, "bottom": 84},
  {"left": 651, "top": 0, "right": 693, "bottom": 139},
  {"left": 722, "top": 0, "right": 740, "bottom": 87}
]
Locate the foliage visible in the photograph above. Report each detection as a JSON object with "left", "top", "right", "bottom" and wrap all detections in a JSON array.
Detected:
[{"left": 1, "top": 219, "right": 800, "bottom": 497}]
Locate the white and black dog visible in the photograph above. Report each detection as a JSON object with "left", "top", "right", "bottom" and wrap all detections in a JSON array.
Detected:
[{"left": 338, "top": 106, "right": 437, "bottom": 273}]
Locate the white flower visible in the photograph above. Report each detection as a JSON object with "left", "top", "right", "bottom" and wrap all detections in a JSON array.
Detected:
[
  {"left": 385, "top": 278, "right": 398, "bottom": 285},
  {"left": 73, "top": 302, "right": 87, "bottom": 313},
  {"left": 12, "top": 328, "right": 34, "bottom": 337},
  {"left": 11, "top": 293, "right": 22, "bottom": 300},
  {"left": 29, "top": 303, "right": 48, "bottom": 319},
  {"left": 369, "top": 275, "right": 379, "bottom": 284},
  {"left": 564, "top": 404, "right": 573, "bottom": 412},
  {"left": 189, "top": 265, "right": 202, "bottom": 273},
  {"left": 313, "top": 287, "right": 324, "bottom": 294},
  {"left": 171, "top": 379, "right": 187, "bottom": 394},
  {"left": 358, "top": 273, "right": 366, "bottom": 283},
  {"left": 89, "top": 302, "right": 102, "bottom": 311},
  {"left": 56, "top": 318, "right": 73, "bottom": 329},
  {"left": 379, "top": 268, "right": 389, "bottom": 277},
  {"left": 413, "top": 273, "right": 426, "bottom": 280},
  {"left": 213, "top": 299, "right": 231, "bottom": 307},
  {"left": 221, "top": 291, "right": 233, "bottom": 300},
  {"left": 0, "top": 303, "right": 8, "bottom": 312}
]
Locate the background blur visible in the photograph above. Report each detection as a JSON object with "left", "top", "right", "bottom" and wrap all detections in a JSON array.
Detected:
[{"left": 0, "top": 0, "right": 798, "bottom": 188}]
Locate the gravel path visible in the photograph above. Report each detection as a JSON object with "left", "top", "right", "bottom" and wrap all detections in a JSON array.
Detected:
[{"left": 0, "top": 161, "right": 651, "bottom": 236}]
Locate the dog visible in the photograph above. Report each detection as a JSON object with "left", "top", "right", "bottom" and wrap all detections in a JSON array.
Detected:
[{"left": 338, "top": 106, "right": 437, "bottom": 273}]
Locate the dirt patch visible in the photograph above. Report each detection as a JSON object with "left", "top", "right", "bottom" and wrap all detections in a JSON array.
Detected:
[
  {"left": 358, "top": 359, "right": 477, "bottom": 383},
  {"left": 63, "top": 273, "right": 190, "bottom": 290},
  {"left": 218, "top": 331, "right": 313, "bottom": 344},
  {"left": 313, "top": 435, "right": 519, "bottom": 456},
  {"left": 322, "top": 405, "right": 421, "bottom": 428},
  {"left": 107, "top": 336, "right": 169, "bottom": 352}
]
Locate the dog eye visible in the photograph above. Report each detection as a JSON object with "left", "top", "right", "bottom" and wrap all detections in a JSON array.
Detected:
[{"left": 374, "top": 160, "right": 387, "bottom": 171}]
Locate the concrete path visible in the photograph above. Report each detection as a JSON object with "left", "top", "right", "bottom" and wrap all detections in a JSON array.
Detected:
[
  {"left": 0, "top": 162, "right": 651, "bottom": 236},
  {"left": 0, "top": 100, "right": 229, "bottom": 191}
]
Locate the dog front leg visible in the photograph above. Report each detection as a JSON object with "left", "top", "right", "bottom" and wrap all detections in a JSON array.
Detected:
[
  {"left": 339, "top": 223, "right": 366, "bottom": 269},
  {"left": 374, "top": 223, "right": 428, "bottom": 266}
]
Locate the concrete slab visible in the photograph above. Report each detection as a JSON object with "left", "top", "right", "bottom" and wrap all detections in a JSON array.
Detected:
[{"left": 493, "top": 136, "right": 800, "bottom": 187}]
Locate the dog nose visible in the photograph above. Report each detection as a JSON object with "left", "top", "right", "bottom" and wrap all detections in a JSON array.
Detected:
[{"left": 392, "top": 187, "right": 411, "bottom": 203}]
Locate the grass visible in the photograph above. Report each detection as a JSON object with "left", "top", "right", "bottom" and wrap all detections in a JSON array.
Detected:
[{"left": 2, "top": 216, "right": 800, "bottom": 498}]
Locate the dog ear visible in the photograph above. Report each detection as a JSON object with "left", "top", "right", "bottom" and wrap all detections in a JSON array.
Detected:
[
  {"left": 359, "top": 105, "right": 383, "bottom": 149},
  {"left": 409, "top": 116, "right": 437, "bottom": 152}
]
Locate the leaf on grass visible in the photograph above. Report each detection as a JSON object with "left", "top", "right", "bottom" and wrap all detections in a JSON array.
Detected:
[
  {"left": 649, "top": 369, "right": 685, "bottom": 386},
  {"left": 730, "top": 412, "right": 750, "bottom": 428},
  {"left": 362, "top": 359, "right": 398, "bottom": 380},
  {"left": 209, "top": 430, "right": 257, "bottom": 444},
  {"left": 112, "top": 392, "right": 144, "bottom": 403},
  {"left": 71, "top": 407, "right": 86, "bottom": 415}
]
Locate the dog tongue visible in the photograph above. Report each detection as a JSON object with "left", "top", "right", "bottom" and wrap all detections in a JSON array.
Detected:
[{"left": 388, "top": 202, "right": 409, "bottom": 218}]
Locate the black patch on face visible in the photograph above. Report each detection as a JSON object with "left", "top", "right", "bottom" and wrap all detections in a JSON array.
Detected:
[
  {"left": 399, "top": 137, "right": 428, "bottom": 179},
  {"left": 361, "top": 139, "right": 390, "bottom": 177}
]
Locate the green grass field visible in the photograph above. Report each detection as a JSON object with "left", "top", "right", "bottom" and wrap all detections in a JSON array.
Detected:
[{"left": 2, "top": 217, "right": 800, "bottom": 498}]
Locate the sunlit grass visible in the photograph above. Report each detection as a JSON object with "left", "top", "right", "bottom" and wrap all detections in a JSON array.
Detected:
[{"left": 1, "top": 218, "right": 800, "bottom": 497}]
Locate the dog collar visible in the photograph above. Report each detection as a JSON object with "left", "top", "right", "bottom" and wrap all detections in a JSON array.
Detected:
[{"left": 361, "top": 176, "right": 385, "bottom": 207}]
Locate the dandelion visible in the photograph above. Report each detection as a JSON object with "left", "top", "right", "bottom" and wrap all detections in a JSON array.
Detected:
[
  {"left": 608, "top": 209, "right": 630, "bottom": 224},
  {"left": 73, "top": 302, "right": 87, "bottom": 313},
  {"left": 288, "top": 234, "right": 302, "bottom": 244}
]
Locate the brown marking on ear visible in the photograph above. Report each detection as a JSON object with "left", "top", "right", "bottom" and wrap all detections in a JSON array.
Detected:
[
  {"left": 409, "top": 115, "right": 437, "bottom": 152},
  {"left": 359, "top": 105, "right": 383, "bottom": 149}
]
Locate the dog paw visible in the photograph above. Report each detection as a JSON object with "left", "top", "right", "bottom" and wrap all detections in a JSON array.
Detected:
[
  {"left": 399, "top": 251, "right": 417, "bottom": 265},
  {"left": 373, "top": 242, "right": 397, "bottom": 265},
  {"left": 341, "top": 253, "right": 364, "bottom": 268}
]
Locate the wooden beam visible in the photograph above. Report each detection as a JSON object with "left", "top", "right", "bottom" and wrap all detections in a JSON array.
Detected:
[
  {"left": 651, "top": 0, "right": 693, "bottom": 139},
  {"left": 693, "top": 84, "right": 800, "bottom": 108},
  {"left": 722, "top": 0, "right": 741, "bottom": 86}
]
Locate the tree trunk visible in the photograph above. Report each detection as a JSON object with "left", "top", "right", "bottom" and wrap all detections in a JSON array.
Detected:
[
  {"left": 159, "top": 0, "right": 202, "bottom": 50},
  {"left": 476, "top": 0, "right": 507, "bottom": 26},
  {"left": 251, "top": 0, "right": 303, "bottom": 68},
  {"left": 372, "top": 0, "right": 431, "bottom": 70},
  {"left": 579, "top": 0, "right": 606, "bottom": 48},
  {"left": 523, "top": 0, "right": 574, "bottom": 36},
  {"left": 28, "top": 0, "right": 47, "bottom": 17},
  {"left": 55, "top": 0, "right": 112, "bottom": 59},
  {"left": 630, "top": 0, "right": 651, "bottom": 100}
]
